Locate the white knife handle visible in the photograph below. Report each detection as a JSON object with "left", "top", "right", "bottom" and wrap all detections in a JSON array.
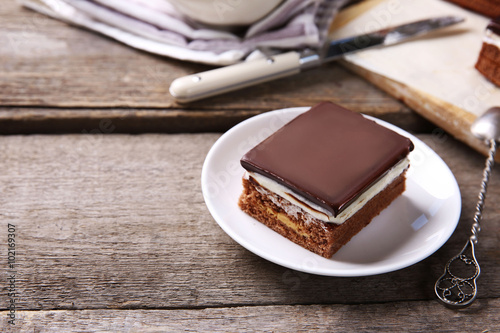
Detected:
[{"left": 169, "top": 51, "right": 301, "bottom": 103}]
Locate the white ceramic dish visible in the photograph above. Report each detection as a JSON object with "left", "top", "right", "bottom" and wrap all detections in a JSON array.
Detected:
[{"left": 201, "top": 107, "right": 462, "bottom": 276}]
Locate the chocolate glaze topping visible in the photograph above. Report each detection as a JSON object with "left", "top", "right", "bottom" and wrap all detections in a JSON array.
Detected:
[
  {"left": 487, "top": 17, "right": 500, "bottom": 35},
  {"left": 241, "top": 102, "right": 414, "bottom": 216}
]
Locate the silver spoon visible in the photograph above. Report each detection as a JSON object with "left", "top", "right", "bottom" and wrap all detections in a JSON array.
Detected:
[{"left": 434, "top": 107, "right": 500, "bottom": 308}]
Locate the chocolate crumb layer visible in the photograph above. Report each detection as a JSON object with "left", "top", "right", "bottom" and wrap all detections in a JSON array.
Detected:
[{"left": 238, "top": 172, "right": 407, "bottom": 258}]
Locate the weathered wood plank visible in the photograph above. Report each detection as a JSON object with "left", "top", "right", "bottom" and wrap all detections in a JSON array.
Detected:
[
  {"left": 0, "top": 133, "right": 498, "bottom": 311},
  {"left": 341, "top": 62, "right": 497, "bottom": 160},
  {"left": 0, "top": 105, "right": 433, "bottom": 134},
  {"left": 0, "top": 2, "right": 433, "bottom": 134},
  {"left": 1, "top": 299, "right": 499, "bottom": 332},
  {"left": 332, "top": 0, "right": 497, "bottom": 160},
  {"left": 0, "top": 108, "right": 257, "bottom": 134},
  {"left": 1, "top": 3, "right": 403, "bottom": 109}
]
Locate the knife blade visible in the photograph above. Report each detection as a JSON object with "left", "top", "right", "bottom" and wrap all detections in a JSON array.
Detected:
[{"left": 169, "top": 16, "right": 464, "bottom": 103}]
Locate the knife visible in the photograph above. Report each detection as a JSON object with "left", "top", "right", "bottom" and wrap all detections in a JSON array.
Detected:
[{"left": 169, "top": 16, "right": 464, "bottom": 103}]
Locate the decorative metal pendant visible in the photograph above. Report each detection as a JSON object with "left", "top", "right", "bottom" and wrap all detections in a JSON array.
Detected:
[{"left": 435, "top": 239, "right": 480, "bottom": 307}]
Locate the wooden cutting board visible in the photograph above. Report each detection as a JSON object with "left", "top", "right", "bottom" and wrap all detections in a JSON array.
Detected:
[{"left": 331, "top": 0, "right": 500, "bottom": 158}]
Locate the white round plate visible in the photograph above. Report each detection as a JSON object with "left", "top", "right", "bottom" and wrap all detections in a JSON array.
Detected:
[{"left": 201, "top": 107, "right": 461, "bottom": 276}]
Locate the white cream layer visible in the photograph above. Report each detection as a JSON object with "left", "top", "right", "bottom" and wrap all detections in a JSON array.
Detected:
[
  {"left": 245, "top": 157, "right": 410, "bottom": 225},
  {"left": 484, "top": 29, "right": 500, "bottom": 48}
]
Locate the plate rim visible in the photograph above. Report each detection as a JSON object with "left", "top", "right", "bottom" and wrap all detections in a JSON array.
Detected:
[{"left": 201, "top": 107, "right": 462, "bottom": 277}]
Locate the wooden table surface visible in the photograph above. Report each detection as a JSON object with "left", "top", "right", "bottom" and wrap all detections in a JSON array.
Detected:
[{"left": 1, "top": 2, "right": 499, "bottom": 332}]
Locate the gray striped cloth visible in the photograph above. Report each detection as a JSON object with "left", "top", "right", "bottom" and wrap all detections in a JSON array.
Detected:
[{"left": 19, "top": 0, "right": 349, "bottom": 65}]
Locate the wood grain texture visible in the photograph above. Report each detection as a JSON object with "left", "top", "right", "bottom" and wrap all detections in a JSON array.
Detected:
[
  {"left": 0, "top": 2, "right": 403, "bottom": 109},
  {"left": 0, "top": 133, "right": 498, "bottom": 313},
  {"left": 332, "top": 0, "right": 499, "bottom": 160},
  {"left": 0, "top": 105, "right": 433, "bottom": 135},
  {"left": 1, "top": 2, "right": 499, "bottom": 331},
  {"left": 0, "top": 2, "right": 433, "bottom": 134},
  {"left": 341, "top": 62, "right": 497, "bottom": 159},
  {"left": 1, "top": 298, "right": 499, "bottom": 332}
]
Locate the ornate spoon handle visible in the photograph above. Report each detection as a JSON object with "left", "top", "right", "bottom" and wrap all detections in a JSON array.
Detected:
[{"left": 434, "top": 139, "right": 497, "bottom": 307}]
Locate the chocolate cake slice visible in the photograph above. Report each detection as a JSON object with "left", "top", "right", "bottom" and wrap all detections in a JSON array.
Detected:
[
  {"left": 238, "top": 102, "right": 414, "bottom": 258},
  {"left": 476, "top": 17, "right": 500, "bottom": 86}
]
